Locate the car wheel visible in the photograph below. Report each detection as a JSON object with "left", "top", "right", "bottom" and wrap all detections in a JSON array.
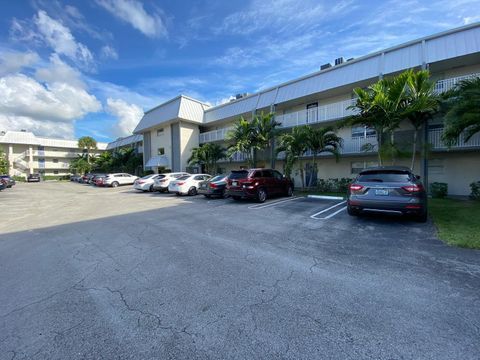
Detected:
[
  {"left": 221, "top": 189, "right": 228, "bottom": 198},
  {"left": 204, "top": 194, "right": 211, "bottom": 198},
  {"left": 232, "top": 196, "right": 241, "bottom": 201},
  {"left": 347, "top": 205, "right": 359, "bottom": 216},
  {"left": 257, "top": 188, "right": 267, "bottom": 203},
  {"left": 149, "top": 185, "right": 154, "bottom": 192},
  {"left": 188, "top": 186, "right": 197, "bottom": 196},
  {"left": 111, "top": 181, "right": 119, "bottom": 188},
  {"left": 286, "top": 186, "right": 293, "bottom": 197}
]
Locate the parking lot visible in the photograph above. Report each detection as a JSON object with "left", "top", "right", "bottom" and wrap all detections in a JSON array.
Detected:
[{"left": 1, "top": 182, "right": 480, "bottom": 359}]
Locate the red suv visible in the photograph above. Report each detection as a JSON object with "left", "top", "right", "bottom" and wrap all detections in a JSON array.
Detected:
[{"left": 226, "top": 169, "right": 294, "bottom": 203}]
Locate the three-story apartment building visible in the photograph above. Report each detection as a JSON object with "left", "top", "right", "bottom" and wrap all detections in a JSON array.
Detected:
[
  {"left": 133, "top": 23, "right": 480, "bottom": 195},
  {"left": 0, "top": 130, "right": 107, "bottom": 178}
]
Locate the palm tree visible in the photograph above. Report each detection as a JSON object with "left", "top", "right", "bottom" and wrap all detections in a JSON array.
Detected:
[
  {"left": 252, "top": 112, "right": 281, "bottom": 167},
  {"left": 69, "top": 155, "right": 91, "bottom": 174},
  {"left": 442, "top": 77, "right": 480, "bottom": 145},
  {"left": 0, "top": 149, "right": 9, "bottom": 174},
  {"left": 347, "top": 73, "right": 408, "bottom": 165},
  {"left": 78, "top": 136, "right": 97, "bottom": 164},
  {"left": 94, "top": 151, "right": 113, "bottom": 173},
  {"left": 402, "top": 70, "right": 439, "bottom": 171},
  {"left": 304, "top": 126, "right": 342, "bottom": 188},
  {"left": 276, "top": 126, "right": 309, "bottom": 189},
  {"left": 189, "top": 143, "right": 226, "bottom": 174},
  {"left": 226, "top": 117, "right": 255, "bottom": 167}
]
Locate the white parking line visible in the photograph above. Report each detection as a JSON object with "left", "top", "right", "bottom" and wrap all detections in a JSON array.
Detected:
[
  {"left": 310, "top": 201, "right": 347, "bottom": 220},
  {"left": 248, "top": 196, "right": 302, "bottom": 209}
]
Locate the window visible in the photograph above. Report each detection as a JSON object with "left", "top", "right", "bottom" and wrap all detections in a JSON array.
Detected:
[
  {"left": 157, "top": 128, "right": 164, "bottom": 136},
  {"left": 252, "top": 171, "right": 263, "bottom": 178},
  {"left": 357, "top": 170, "right": 413, "bottom": 183},
  {"left": 352, "top": 126, "right": 376, "bottom": 138},
  {"left": 157, "top": 147, "right": 165, "bottom": 155},
  {"left": 262, "top": 170, "right": 274, "bottom": 178},
  {"left": 53, "top": 170, "right": 59, "bottom": 174},
  {"left": 351, "top": 161, "right": 378, "bottom": 174},
  {"left": 53, "top": 159, "right": 59, "bottom": 163},
  {"left": 273, "top": 170, "right": 283, "bottom": 180}
]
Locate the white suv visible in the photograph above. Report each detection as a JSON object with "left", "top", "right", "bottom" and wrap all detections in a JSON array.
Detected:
[
  {"left": 152, "top": 172, "right": 190, "bottom": 193},
  {"left": 104, "top": 173, "right": 138, "bottom": 187}
]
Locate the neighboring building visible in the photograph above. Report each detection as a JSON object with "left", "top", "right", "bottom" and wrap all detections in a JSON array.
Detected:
[
  {"left": 133, "top": 23, "right": 480, "bottom": 195},
  {"left": 106, "top": 134, "right": 144, "bottom": 154},
  {"left": 0, "top": 131, "right": 107, "bottom": 178}
]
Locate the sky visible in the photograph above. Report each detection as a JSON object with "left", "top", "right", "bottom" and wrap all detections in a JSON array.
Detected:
[{"left": 0, "top": 0, "right": 480, "bottom": 143}]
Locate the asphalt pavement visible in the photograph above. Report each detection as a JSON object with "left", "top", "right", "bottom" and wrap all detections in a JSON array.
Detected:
[{"left": 0, "top": 182, "right": 479, "bottom": 359}]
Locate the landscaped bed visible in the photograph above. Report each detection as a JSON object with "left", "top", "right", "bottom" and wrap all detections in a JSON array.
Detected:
[{"left": 429, "top": 198, "right": 480, "bottom": 249}]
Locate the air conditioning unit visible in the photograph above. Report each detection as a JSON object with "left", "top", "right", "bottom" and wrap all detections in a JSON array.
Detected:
[
  {"left": 320, "top": 63, "right": 332, "bottom": 70},
  {"left": 334, "top": 57, "right": 344, "bottom": 66}
]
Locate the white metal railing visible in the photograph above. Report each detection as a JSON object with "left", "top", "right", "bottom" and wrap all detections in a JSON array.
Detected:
[
  {"left": 217, "top": 151, "right": 248, "bottom": 163},
  {"left": 199, "top": 127, "right": 233, "bottom": 143},
  {"left": 429, "top": 128, "right": 480, "bottom": 149},
  {"left": 276, "top": 99, "right": 357, "bottom": 128},
  {"left": 303, "top": 135, "right": 378, "bottom": 157},
  {"left": 434, "top": 73, "right": 480, "bottom": 93},
  {"left": 28, "top": 150, "right": 78, "bottom": 158}
]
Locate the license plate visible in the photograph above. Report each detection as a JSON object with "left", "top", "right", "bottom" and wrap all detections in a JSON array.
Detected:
[
  {"left": 375, "top": 189, "right": 389, "bottom": 196},
  {"left": 232, "top": 181, "right": 238, "bottom": 186}
]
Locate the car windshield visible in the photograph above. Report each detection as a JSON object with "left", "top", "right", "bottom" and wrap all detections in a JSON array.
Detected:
[
  {"left": 357, "top": 171, "right": 412, "bottom": 183},
  {"left": 229, "top": 170, "right": 249, "bottom": 180},
  {"left": 177, "top": 175, "right": 190, "bottom": 180},
  {"left": 210, "top": 175, "right": 226, "bottom": 182},
  {"left": 141, "top": 174, "right": 156, "bottom": 179}
]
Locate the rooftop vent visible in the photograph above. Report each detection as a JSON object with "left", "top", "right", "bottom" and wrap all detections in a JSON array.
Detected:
[
  {"left": 235, "top": 93, "right": 248, "bottom": 100},
  {"left": 347, "top": 57, "right": 354, "bottom": 62},
  {"left": 334, "top": 57, "right": 344, "bottom": 66},
  {"left": 320, "top": 63, "right": 332, "bottom": 70},
  {"left": 21, "top": 129, "right": 27, "bottom": 132}
]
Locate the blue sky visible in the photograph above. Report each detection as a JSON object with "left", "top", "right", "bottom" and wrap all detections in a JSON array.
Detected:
[{"left": 0, "top": 0, "right": 479, "bottom": 142}]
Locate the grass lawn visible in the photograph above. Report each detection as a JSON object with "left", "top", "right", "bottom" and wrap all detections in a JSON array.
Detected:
[{"left": 429, "top": 198, "right": 480, "bottom": 249}]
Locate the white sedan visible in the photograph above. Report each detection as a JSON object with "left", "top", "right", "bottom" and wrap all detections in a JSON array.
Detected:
[
  {"left": 133, "top": 174, "right": 164, "bottom": 192},
  {"left": 168, "top": 174, "right": 211, "bottom": 195}
]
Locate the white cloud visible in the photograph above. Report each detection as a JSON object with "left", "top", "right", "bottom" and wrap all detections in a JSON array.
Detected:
[
  {"left": 35, "top": 54, "right": 86, "bottom": 89},
  {"left": 106, "top": 98, "right": 143, "bottom": 137},
  {"left": 0, "top": 73, "right": 101, "bottom": 138},
  {"left": 96, "top": 0, "right": 167, "bottom": 38},
  {"left": 0, "top": 50, "right": 39, "bottom": 77},
  {"left": 100, "top": 45, "right": 119, "bottom": 60},
  {"left": 0, "top": 115, "right": 76, "bottom": 139},
  {"left": 34, "top": 10, "right": 94, "bottom": 69}
]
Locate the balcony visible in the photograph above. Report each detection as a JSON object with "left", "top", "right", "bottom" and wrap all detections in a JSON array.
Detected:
[
  {"left": 199, "top": 73, "right": 479, "bottom": 146},
  {"left": 28, "top": 150, "right": 79, "bottom": 158},
  {"left": 429, "top": 128, "right": 480, "bottom": 150},
  {"left": 434, "top": 73, "right": 480, "bottom": 94},
  {"left": 199, "top": 127, "right": 233, "bottom": 144}
]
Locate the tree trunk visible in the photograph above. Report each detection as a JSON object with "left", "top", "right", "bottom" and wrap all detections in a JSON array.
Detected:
[
  {"left": 252, "top": 148, "right": 257, "bottom": 168},
  {"left": 308, "top": 153, "right": 316, "bottom": 189},
  {"left": 377, "top": 132, "right": 383, "bottom": 166},
  {"left": 299, "top": 160, "right": 305, "bottom": 190},
  {"left": 410, "top": 129, "right": 418, "bottom": 171}
]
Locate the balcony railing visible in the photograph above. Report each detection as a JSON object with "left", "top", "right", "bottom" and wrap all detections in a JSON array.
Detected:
[
  {"left": 434, "top": 73, "right": 480, "bottom": 93},
  {"left": 199, "top": 127, "right": 233, "bottom": 144},
  {"left": 28, "top": 150, "right": 79, "bottom": 158},
  {"left": 199, "top": 73, "right": 479, "bottom": 145},
  {"left": 276, "top": 99, "right": 357, "bottom": 128},
  {"left": 429, "top": 128, "right": 480, "bottom": 149}
]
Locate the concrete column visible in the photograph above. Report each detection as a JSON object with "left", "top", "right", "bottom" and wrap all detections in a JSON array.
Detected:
[
  {"left": 28, "top": 145, "right": 33, "bottom": 175},
  {"left": 8, "top": 144, "right": 13, "bottom": 176}
]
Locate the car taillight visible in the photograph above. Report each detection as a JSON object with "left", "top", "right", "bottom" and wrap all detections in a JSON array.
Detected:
[
  {"left": 402, "top": 184, "right": 424, "bottom": 193},
  {"left": 349, "top": 184, "right": 364, "bottom": 192},
  {"left": 159, "top": 179, "right": 167, "bottom": 183},
  {"left": 209, "top": 183, "right": 217, "bottom": 188},
  {"left": 138, "top": 180, "right": 145, "bottom": 184},
  {"left": 177, "top": 182, "right": 185, "bottom": 185}
]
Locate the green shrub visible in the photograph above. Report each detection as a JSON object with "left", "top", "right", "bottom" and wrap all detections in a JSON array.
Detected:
[
  {"left": 430, "top": 182, "right": 448, "bottom": 198},
  {"left": 12, "top": 175, "right": 26, "bottom": 182},
  {"left": 43, "top": 175, "right": 70, "bottom": 181},
  {"left": 316, "top": 177, "right": 354, "bottom": 193},
  {"left": 470, "top": 181, "right": 480, "bottom": 200},
  {"left": 141, "top": 169, "right": 155, "bottom": 177}
]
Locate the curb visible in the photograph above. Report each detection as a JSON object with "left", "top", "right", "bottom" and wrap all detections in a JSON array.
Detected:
[{"left": 307, "top": 195, "right": 345, "bottom": 200}]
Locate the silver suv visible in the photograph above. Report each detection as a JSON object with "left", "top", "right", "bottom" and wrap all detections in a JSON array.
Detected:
[
  {"left": 103, "top": 173, "right": 138, "bottom": 187},
  {"left": 152, "top": 172, "right": 190, "bottom": 192}
]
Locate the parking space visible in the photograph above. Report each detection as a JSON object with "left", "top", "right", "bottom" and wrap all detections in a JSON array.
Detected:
[{"left": 1, "top": 182, "right": 480, "bottom": 359}]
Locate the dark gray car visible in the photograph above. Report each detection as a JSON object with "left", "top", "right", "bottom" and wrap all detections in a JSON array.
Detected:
[{"left": 347, "top": 166, "right": 427, "bottom": 222}]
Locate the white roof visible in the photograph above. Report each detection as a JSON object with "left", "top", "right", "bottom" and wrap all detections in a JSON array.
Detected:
[
  {"left": 134, "top": 95, "right": 210, "bottom": 133},
  {"left": 106, "top": 134, "right": 143, "bottom": 150},
  {"left": 0, "top": 131, "right": 108, "bottom": 150},
  {"left": 203, "top": 22, "right": 480, "bottom": 123}
]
